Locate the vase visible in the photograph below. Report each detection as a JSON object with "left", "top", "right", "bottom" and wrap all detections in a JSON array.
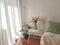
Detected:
[{"left": 34, "top": 22, "right": 37, "bottom": 30}]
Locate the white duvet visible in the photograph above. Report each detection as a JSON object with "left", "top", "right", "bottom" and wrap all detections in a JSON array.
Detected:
[{"left": 40, "top": 32, "right": 60, "bottom": 45}]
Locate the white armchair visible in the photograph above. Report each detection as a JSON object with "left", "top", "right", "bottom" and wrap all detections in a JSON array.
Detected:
[{"left": 28, "top": 29, "right": 44, "bottom": 40}]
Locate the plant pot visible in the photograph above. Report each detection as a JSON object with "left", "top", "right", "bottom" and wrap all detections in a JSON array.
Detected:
[{"left": 23, "top": 34, "right": 29, "bottom": 39}]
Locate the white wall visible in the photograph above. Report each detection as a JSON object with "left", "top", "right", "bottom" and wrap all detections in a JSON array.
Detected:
[
  {"left": 21, "top": 0, "right": 60, "bottom": 30},
  {"left": 23, "top": 0, "right": 60, "bottom": 20}
]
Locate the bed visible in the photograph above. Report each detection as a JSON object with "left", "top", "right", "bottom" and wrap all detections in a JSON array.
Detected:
[
  {"left": 40, "top": 32, "right": 60, "bottom": 45},
  {"left": 40, "top": 17, "right": 60, "bottom": 45}
]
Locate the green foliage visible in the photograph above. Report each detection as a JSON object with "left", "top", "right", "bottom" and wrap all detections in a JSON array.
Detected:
[{"left": 20, "top": 23, "right": 32, "bottom": 35}]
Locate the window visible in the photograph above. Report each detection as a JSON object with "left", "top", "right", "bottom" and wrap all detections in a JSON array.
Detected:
[
  {"left": 0, "top": 0, "right": 22, "bottom": 44},
  {"left": 1, "top": 4, "right": 7, "bottom": 30},
  {"left": 1, "top": 3, "right": 22, "bottom": 39}
]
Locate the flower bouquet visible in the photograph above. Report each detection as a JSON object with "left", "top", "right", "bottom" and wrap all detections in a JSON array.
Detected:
[{"left": 31, "top": 16, "right": 39, "bottom": 30}]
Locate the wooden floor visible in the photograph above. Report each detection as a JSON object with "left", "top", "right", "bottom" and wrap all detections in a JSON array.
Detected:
[{"left": 15, "top": 36, "right": 40, "bottom": 45}]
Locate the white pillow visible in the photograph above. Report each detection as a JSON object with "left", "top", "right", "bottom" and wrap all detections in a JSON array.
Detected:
[{"left": 47, "top": 17, "right": 60, "bottom": 23}]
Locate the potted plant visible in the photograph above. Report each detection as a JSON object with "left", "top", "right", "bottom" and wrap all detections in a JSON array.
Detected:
[{"left": 20, "top": 23, "right": 31, "bottom": 39}]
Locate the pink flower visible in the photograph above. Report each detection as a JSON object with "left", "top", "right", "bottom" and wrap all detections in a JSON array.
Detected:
[{"left": 32, "top": 17, "right": 39, "bottom": 23}]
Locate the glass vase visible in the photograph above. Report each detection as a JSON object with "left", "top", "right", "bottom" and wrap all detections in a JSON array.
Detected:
[{"left": 34, "top": 22, "right": 37, "bottom": 30}]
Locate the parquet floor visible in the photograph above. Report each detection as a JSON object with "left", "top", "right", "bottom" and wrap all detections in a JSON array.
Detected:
[{"left": 15, "top": 36, "right": 40, "bottom": 45}]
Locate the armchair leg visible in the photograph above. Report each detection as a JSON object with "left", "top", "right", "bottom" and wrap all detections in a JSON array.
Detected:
[{"left": 28, "top": 35, "right": 30, "bottom": 42}]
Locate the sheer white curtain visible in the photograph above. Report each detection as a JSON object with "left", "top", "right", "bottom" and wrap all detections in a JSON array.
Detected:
[{"left": 0, "top": 0, "right": 22, "bottom": 45}]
